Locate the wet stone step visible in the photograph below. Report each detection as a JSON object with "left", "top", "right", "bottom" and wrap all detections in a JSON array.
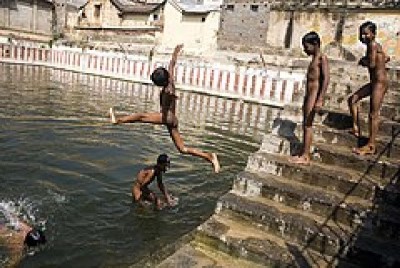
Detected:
[
  {"left": 233, "top": 171, "right": 371, "bottom": 227},
  {"left": 157, "top": 243, "right": 267, "bottom": 268},
  {"left": 313, "top": 143, "right": 400, "bottom": 180},
  {"left": 217, "top": 192, "right": 350, "bottom": 257},
  {"left": 196, "top": 212, "right": 337, "bottom": 267},
  {"left": 195, "top": 214, "right": 299, "bottom": 267},
  {"left": 246, "top": 152, "right": 379, "bottom": 200},
  {"left": 313, "top": 125, "right": 400, "bottom": 159}
]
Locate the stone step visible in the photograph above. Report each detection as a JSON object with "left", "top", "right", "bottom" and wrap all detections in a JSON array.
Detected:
[
  {"left": 317, "top": 108, "right": 400, "bottom": 138},
  {"left": 157, "top": 243, "right": 267, "bottom": 268},
  {"left": 217, "top": 193, "right": 400, "bottom": 267},
  {"left": 234, "top": 170, "right": 400, "bottom": 242},
  {"left": 217, "top": 192, "right": 351, "bottom": 257},
  {"left": 233, "top": 171, "right": 371, "bottom": 227},
  {"left": 313, "top": 125, "right": 400, "bottom": 159},
  {"left": 322, "top": 94, "right": 399, "bottom": 121},
  {"left": 247, "top": 152, "right": 379, "bottom": 200},
  {"left": 196, "top": 212, "right": 333, "bottom": 267},
  {"left": 313, "top": 142, "right": 400, "bottom": 181}
]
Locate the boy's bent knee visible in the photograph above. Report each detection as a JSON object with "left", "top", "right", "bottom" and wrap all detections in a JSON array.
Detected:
[{"left": 348, "top": 95, "right": 357, "bottom": 105}]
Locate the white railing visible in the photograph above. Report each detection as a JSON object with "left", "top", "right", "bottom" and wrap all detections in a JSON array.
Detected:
[{"left": 0, "top": 44, "right": 308, "bottom": 107}]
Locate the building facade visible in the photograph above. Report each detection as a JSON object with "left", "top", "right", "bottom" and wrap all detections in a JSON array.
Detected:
[
  {"left": 217, "top": 0, "right": 400, "bottom": 60},
  {"left": 75, "top": 0, "right": 165, "bottom": 44},
  {"left": 0, "top": 0, "right": 54, "bottom": 44},
  {"left": 161, "top": 0, "right": 221, "bottom": 54}
]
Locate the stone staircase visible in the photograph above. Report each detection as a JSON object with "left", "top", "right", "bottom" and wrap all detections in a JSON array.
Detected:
[{"left": 146, "top": 66, "right": 400, "bottom": 267}]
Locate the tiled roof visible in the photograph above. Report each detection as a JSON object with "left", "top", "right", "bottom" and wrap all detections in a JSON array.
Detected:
[
  {"left": 169, "top": 0, "right": 220, "bottom": 14},
  {"left": 111, "top": 0, "right": 164, "bottom": 13}
]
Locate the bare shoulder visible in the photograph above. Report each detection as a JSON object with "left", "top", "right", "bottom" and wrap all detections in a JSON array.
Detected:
[
  {"left": 139, "top": 166, "right": 155, "bottom": 179},
  {"left": 320, "top": 54, "right": 328, "bottom": 63}
]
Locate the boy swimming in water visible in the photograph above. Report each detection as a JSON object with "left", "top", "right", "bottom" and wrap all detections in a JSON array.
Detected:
[
  {"left": 110, "top": 44, "right": 220, "bottom": 173},
  {"left": 132, "top": 154, "right": 176, "bottom": 210},
  {"left": 289, "top": 31, "right": 330, "bottom": 165},
  {"left": 348, "top": 21, "right": 390, "bottom": 155},
  {"left": 0, "top": 214, "right": 46, "bottom": 267}
]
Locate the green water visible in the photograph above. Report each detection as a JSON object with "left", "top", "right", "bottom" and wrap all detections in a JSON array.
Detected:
[{"left": 0, "top": 64, "right": 278, "bottom": 267}]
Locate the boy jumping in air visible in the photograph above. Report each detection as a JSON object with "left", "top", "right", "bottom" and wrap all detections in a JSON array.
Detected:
[
  {"left": 348, "top": 21, "right": 389, "bottom": 155},
  {"left": 290, "top": 31, "right": 330, "bottom": 165},
  {"left": 110, "top": 44, "right": 220, "bottom": 173}
]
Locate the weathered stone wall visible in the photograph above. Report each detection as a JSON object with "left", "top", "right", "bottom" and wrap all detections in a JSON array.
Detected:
[
  {"left": 267, "top": 9, "right": 400, "bottom": 61},
  {"left": 0, "top": 0, "right": 53, "bottom": 35},
  {"left": 218, "top": 2, "right": 270, "bottom": 50},
  {"left": 218, "top": 2, "right": 400, "bottom": 61}
]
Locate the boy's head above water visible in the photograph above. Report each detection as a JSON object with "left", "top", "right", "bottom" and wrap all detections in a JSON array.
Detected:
[
  {"left": 156, "top": 154, "right": 171, "bottom": 172},
  {"left": 359, "top": 21, "right": 376, "bottom": 44},
  {"left": 24, "top": 228, "right": 46, "bottom": 248},
  {"left": 302, "top": 31, "right": 321, "bottom": 56},
  {"left": 151, "top": 67, "right": 169, "bottom": 87}
]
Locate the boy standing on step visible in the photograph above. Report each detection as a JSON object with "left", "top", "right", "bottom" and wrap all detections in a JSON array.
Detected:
[
  {"left": 290, "top": 32, "right": 330, "bottom": 165},
  {"left": 109, "top": 44, "right": 220, "bottom": 173},
  {"left": 347, "top": 21, "right": 390, "bottom": 155}
]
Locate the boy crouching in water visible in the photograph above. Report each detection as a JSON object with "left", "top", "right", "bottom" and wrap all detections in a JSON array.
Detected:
[
  {"left": 290, "top": 31, "right": 330, "bottom": 165},
  {"left": 132, "top": 154, "right": 176, "bottom": 210}
]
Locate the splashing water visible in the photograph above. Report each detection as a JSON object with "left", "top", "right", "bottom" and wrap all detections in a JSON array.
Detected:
[{"left": 0, "top": 198, "right": 46, "bottom": 231}]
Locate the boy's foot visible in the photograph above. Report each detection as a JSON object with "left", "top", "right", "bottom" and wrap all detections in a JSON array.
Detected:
[
  {"left": 211, "top": 153, "right": 220, "bottom": 173},
  {"left": 348, "top": 127, "right": 360, "bottom": 137},
  {"left": 109, "top": 107, "right": 117, "bottom": 124},
  {"left": 352, "top": 144, "right": 376, "bottom": 156},
  {"left": 288, "top": 155, "right": 310, "bottom": 165}
]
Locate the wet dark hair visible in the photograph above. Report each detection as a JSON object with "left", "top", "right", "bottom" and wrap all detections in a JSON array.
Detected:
[
  {"left": 150, "top": 67, "right": 169, "bottom": 87},
  {"left": 360, "top": 21, "right": 377, "bottom": 35},
  {"left": 157, "top": 154, "right": 170, "bottom": 166},
  {"left": 302, "top": 31, "right": 321, "bottom": 47},
  {"left": 24, "top": 229, "right": 46, "bottom": 248}
]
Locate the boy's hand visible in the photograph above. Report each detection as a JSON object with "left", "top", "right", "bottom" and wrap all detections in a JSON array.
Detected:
[
  {"left": 314, "top": 99, "right": 324, "bottom": 113},
  {"left": 176, "top": 44, "right": 184, "bottom": 50},
  {"left": 358, "top": 57, "right": 368, "bottom": 67}
]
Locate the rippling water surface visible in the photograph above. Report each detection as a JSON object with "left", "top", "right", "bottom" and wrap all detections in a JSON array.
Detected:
[{"left": 0, "top": 64, "right": 279, "bottom": 267}]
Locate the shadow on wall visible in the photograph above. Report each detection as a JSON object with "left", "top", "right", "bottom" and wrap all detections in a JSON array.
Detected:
[{"left": 324, "top": 41, "right": 358, "bottom": 62}]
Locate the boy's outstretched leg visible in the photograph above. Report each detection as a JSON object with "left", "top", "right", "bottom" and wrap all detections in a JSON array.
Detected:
[
  {"left": 168, "top": 126, "right": 220, "bottom": 173},
  {"left": 109, "top": 107, "right": 164, "bottom": 125}
]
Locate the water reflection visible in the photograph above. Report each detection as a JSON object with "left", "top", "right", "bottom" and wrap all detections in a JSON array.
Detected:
[{"left": 0, "top": 64, "right": 279, "bottom": 267}]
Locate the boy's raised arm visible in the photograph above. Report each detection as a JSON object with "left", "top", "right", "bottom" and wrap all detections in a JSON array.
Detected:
[{"left": 168, "top": 44, "right": 184, "bottom": 85}]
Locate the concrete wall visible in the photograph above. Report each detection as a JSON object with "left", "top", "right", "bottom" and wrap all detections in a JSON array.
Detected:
[
  {"left": 267, "top": 9, "right": 400, "bottom": 60},
  {"left": 0, "top": 0, "right": 53, "bottom": 40},
  {"left": 218, "top": 1, "right": 270, "bottom": 50},
  {"left": 79, "top": 0, "right": 162, "bottom": 27},
  {"left": 218, "top": 4, "right": 400, "bottom": 60},
  {"left": 161, "top": 1, "right": 220, "bottom": 53}
]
